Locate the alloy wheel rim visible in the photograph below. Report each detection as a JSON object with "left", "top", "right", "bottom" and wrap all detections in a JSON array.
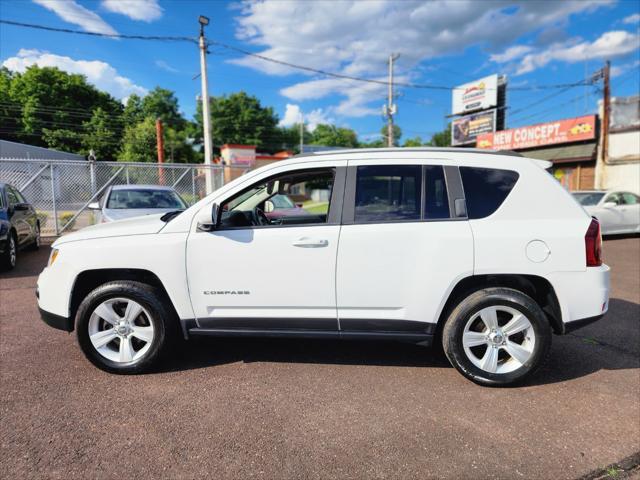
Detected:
[
  {"left": 462, "top": 305, "right": 535, "bottom": 374},
  {"left": 88, "top": 297, "right": 155, "bottom": 364}
]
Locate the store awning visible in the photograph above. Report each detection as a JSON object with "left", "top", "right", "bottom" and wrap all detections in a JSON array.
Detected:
[{"left": 520, "top": 142, "right": 596, "bottom": 164}]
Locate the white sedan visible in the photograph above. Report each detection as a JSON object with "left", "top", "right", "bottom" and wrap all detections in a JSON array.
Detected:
[
  {"left": 89, "top": 185, "right": 187, "bottom": 223},
  {"left": 573, "top": 190, "right": 640, "bottom": 235}
]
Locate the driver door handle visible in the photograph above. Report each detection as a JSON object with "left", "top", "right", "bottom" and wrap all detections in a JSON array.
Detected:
[{"left": 292, "top": 237, "right": 329, "bottom": 248}]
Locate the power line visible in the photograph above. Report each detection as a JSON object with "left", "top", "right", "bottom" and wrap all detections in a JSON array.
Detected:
[
  {"left": 1, "top": 19, "right": 595, "bottom": 92},
  {"left": 0, "top": 19, "right": 197, "bottom": 43}
]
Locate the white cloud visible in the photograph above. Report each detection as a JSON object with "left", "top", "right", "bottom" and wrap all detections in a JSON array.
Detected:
[
  {"left": 101, "top": 0, "right": 163, "bottom": 22},
  {"left": 32, "top": 0, "right": 117, "bottom": 35},
  {"left": 155, "top": 60, "right": 178, "bottom": 73},
  {"left": 516, "top": 30, "right": 640, "bottom": 74},
  {"left": 2, "top": 49, "right": 147, "bottom": 100},
  {"left": 279, "top": 104, "right": 333, "bottom": 131},
  {"left": 490, "top": 45, "right": 534, "bottom": 63},
  {"left": 611, "top": 59, "right": 640, "bottom": 77},
  {"left": 623, "top": 13, "right": 640, "bottom": 25},
  {"left": 231, "top": 0, "right": 614, "bottom": 118}
]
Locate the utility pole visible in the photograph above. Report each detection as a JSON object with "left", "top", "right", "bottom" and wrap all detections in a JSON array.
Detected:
[
  {"left": 384, "top": 53, "right": 400, "bottom": 147},
  {"left": 299, "top": 113, "right": 304, "bottom": 154},
  {"left": 198, "top": 15, "right": 214, "bottom": 194},
  {"left": 602, "top": 60, "right": 611, "bottom": 164},
  {"left": 156, "top": 118, "right": 165, "bottom": 185},
  {"left": 593, "top": 60, "right": 611, "bottom": 189}
]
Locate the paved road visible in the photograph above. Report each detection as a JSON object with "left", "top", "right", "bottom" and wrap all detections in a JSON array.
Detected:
[{"left": 1, "top": 237, "right": 639, "bottom": 479}]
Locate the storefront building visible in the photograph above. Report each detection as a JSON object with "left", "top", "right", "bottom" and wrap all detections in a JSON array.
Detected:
[{"left": 476, "top": 115, "right": 598, "bottom": 190}]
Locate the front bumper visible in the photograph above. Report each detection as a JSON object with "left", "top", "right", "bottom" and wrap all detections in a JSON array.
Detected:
[{"left": 38, "top": 305, "right": 73, "bottom": 332}]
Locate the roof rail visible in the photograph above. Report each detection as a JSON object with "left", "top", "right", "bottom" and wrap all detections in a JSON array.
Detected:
[{"left": 294, "top": 147, "right": 523, "bottom": 158}]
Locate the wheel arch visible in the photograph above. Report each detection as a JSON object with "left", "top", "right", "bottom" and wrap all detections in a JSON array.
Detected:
[
  {"left": 436, "top": 274, "right": 564, "bottom": 336},
  {"left": 69, "top": 268, "right": 181, "bottom": 333}
]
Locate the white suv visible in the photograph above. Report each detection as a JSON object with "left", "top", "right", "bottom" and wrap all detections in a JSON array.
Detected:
[{"left": 37, "top": 148, "right": 610, "bottom": 386}]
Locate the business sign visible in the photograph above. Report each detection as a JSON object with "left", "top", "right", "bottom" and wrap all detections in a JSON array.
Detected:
[
  {"left": 452, "top": 74, "right": 498, "bottom": 115},
  {"left": 451, "top": 109, "right": 497, "bottom": 146},
  {"left": 476, "top": 115, "right": 596, "bottom": 150}
]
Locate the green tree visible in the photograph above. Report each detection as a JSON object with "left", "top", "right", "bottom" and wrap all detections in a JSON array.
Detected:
[
  {"left": 141, "top": 87, "right": 184, "bottom": 129},
  {"left": 0, "top": 68, "right": 21, "bottom": 143},
  {"left": 194, "top": 92, "right": 282, "bottom": 153},
  {"left": 6, "top": 65, "right": 122, "bottom": 150},
  {"left": 278, "top": 123, "right": 313, "bottom": 153},
  {"left": 403, "top": 136, "right": 424, "bottom": 147},
  {"left": 119, "top": 117, "right": 157, "bottom": 162},
  {"left": 311, "top": 124, "right": 359, "bottom": 148},
  {"left": 81, "top": 107, "right": 118, "bottom": 160},
  {"left": 123, "top": 94, "right": 144, "bottom": 126},
  {"left": 426, "top": 123, "right": 452, "bottom": 147}
]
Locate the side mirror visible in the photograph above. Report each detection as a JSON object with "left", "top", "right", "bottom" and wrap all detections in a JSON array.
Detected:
[
  {"left": 197, "top": 203, "right": 220, "bottom": 232},
  {"left": 88, "top": 202, "right": 100, "bottom": 210},
  {"left": 602, "top": 201, "right": 617, "bottom": 208},
  {"left": 14, "top": 203, "right": 29, "bottom": 211}
]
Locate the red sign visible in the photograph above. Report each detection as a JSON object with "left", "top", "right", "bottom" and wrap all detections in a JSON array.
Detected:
[{"left": 476, "top": 115, "right": 596, "bottom": 150}]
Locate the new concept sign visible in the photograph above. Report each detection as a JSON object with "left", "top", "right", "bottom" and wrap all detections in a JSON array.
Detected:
[
  {"left": 452, "top": 74, "right": 498, "bottom": 115},
  {"left": 476, "top": 115, "right": 597, "bottom": 150},
  {"left": 451, "top": 109, "right": 497, "bottom": 146}
]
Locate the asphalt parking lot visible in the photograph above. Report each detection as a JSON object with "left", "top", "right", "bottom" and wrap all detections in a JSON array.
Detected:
[{"left": 1, "top": 237, "right": 639, "bottom": 479}]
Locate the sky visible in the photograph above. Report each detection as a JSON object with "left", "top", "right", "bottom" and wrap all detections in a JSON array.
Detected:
[{"left": 1, "top": 0, "right": 639, "bottom": 143}]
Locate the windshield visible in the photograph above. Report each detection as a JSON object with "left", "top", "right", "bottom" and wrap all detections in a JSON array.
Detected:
[
  {"left": 573, "top": 192, "right": 605, "bottom": 206},
  {"left": 106, "top": 189, "right": 186, "bottom": 209}
]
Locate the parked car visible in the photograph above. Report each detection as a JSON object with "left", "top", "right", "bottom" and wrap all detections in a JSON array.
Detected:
[
  {"left": 37, "top": 148, "right": 610, "bottom": 386},
  {"left": 0, "top": 182, "right": 40, "bottom": 270},
  {"left": 573, "top": 190, "right": 640, "bottom": 235},
  {"left": 90, "top": 185, "right": 187, "bottom": 223}
]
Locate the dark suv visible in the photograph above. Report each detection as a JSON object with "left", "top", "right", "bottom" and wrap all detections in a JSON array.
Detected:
[{"left": 0, "top": 183, "right": 40, "bottom": 270}]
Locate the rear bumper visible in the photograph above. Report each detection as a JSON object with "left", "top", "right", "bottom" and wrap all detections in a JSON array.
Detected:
[
  {"left": 548, "top": 265, "right": 610, "bottom": 331},
  {"left": 562, "top": 313, "right": 605, "bottom": 334},
  {"left": 38, "top": 305, "right": 73, "bottom": 332}
]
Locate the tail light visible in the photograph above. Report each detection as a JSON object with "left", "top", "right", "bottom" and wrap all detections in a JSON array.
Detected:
[{"left": 585, "top": 217, "right": 602, "bottom": 267}]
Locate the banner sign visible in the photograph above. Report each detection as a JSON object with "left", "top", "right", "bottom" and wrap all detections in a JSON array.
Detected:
[
  {"left": 451, "top": 109, "right": 497, "bottom": 146},
  {"left": 476, "top": 115, "right": 596, "bottom": 150},
  {"left": 452, "top": 74, "right": 498, "bottom": 115}
]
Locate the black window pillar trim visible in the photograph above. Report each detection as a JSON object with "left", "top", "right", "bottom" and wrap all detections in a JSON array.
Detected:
[{"left": 443, "top": 165, "right": 467, "bottom": 219}]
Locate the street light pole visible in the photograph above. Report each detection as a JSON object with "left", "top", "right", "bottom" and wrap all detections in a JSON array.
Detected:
[{"left": 199, "top": 15, "right": 214, "bottom": 194}]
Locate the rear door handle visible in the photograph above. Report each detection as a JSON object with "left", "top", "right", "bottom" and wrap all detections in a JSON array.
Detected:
[{"left": 292, "top": 237, "right": 329, "bottom": 248}]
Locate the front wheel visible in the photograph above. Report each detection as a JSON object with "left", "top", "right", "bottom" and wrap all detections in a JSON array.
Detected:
[
  {"left": 442, "top": 288, "right": 551, "bottom": 387},
  {"left": 75, "top": 281, "right": 176, "bottom": 374},
  {"left": 1, "top": 232, "right": 17, "bottom": 270}
]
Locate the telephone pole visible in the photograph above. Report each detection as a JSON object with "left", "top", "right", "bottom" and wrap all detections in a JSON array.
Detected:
[
  {"left": 602, "top": 60, "right": 611, "bottom": 164},
  {"left": 198, "top": 15, "right": 214, "bottom": 193},
  {"left": 385, "top": 53, "right": 400, "bottom": 147}
]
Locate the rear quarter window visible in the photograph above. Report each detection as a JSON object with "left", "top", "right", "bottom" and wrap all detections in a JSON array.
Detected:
[{"left": 460, "top": 167, "right": 519, "bottom": 219}]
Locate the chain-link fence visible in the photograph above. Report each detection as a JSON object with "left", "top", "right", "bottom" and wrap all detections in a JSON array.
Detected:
[{"left": 0, "top": 159, "right": 249, "bottom": 236}]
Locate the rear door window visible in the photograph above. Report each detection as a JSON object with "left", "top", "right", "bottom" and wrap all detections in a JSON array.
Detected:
[
  {"left": 460, "top": 167, "right": 519, "bottom": 219},
  {"left": 355, "top": 165, "right": 421, "bottom": 222},
  {"left": 424, "top": 165, "right": 449, "bottom": 219}
]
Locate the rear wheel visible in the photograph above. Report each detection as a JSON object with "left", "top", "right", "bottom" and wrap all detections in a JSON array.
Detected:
[
  {"left": 442, "top": 288, "right": 551, "bottom": 387},
  {"left": 76, "top": 281, "right": 176, "bottom": 374},
  {"left": 1, "top": 232, "right": 17, "bottom": 271}
]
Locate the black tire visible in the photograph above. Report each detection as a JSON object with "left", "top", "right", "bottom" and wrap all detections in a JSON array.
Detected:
[
  {"left": 442, "top": 287, "right": 551, "bottom": 387},
  {"left": 0, "top": 231, "right": 17, "bottom": 271},
  {"left": 27, "top": 223, "right": 40, "bottom": 251},
  {"left": 75, "top": 281, "right": 177, "bottom": 374}
]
